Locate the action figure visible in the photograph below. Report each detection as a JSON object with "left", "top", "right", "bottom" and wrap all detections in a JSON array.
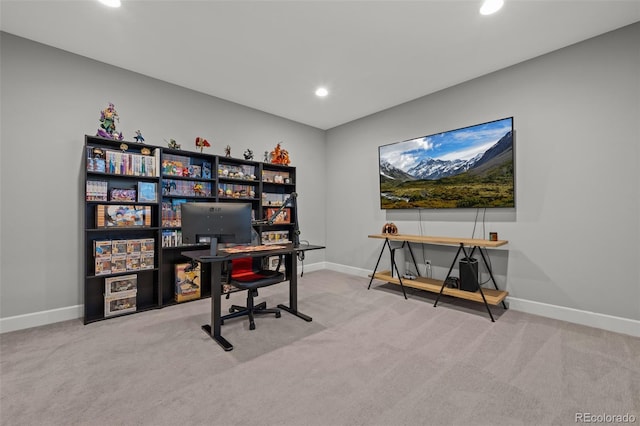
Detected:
[{"left": 97, "top": 102, "right": 123, "bottom": 140}]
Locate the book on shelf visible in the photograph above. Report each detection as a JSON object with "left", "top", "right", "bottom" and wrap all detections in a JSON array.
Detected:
[
  {"left": 162, "top": 180, "right": 212, "bottom": 197},
  {"left": 110, "top": 188, "right": 136, "bottom": 202},
  {"left": 202, "top": 162, "right": 212, "bottom": 179},
  {"left": 162, "top": 230, "right": 182, "bottom": 247},
  {"left": 105, "top": 274, "right": 137, "bottom": 297},
  {"left": 175, "top": 261, "right": 201, "bottom": 303},
  {"left": 137, "top": 182, "right": 157, "bottom": 203},
  {"left": 161, "top": 154, "right": 191, "bottom": 176},
  {"left": 99, "top": 148, "right": 159, "bottom": 177},
  {"left": 86, "top": 146, "right": 106, "bottom": 173},
  {"left": 188, "top": 165, "right": 201, "bottom": 178},
  {"left": 96, "top": 205, "right": 152, "bottom": 228},
  {"left": 86, "top": 180, "right": 108, "bottom": 201}
]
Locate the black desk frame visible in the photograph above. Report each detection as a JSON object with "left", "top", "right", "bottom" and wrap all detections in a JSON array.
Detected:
[{"left": 183, "top": 244, "right": 324, "bottom": 351}]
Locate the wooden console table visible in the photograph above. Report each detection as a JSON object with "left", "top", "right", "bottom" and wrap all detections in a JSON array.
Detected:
[{"left": 367, "top": 233, "right": 509, "bottom": 321}]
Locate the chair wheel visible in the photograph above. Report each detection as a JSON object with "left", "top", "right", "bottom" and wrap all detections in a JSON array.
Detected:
[
  {"left": 220, "top": 319, "right": 225, "bottom": 325},
  {"left": 276, "top": 312, "right": 281, "bottom": 318},
  {"left": 250, "top": 322, "right": 255, "bottom": 330},
  {"left": 229, "top": 307, "right": 234, "bottom": 313}
]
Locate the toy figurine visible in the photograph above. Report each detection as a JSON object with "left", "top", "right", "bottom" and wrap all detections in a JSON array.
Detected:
[
  {"left": 195, "top": 137, "right": 210, "bottom": 153},
  {"left": 224, "top": 145, "right": 231, "bottom": 157},
  {"left": 166, "top": 139, "right": 181, "bottom": 150},
  {"left": 133, "top": 130, "right": 145, "bottom": 143},
  {"left": 97, "top": 102, "right": 123, "bottom": 140},
  {"left": 270, "top": 142, "right": 291, "bottom": 166},
  {"left": 243, "top": 149, "right": 254, "bottom": 160},
  {"left": 382, "top": 222, "right": 398, "bottom": 234},
  {"left": 263, "top": 151, "right": 270, "bottom": 162}
]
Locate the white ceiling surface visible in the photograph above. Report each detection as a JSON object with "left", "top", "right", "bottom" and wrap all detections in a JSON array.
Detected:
[{"left": 1, "top": 1, "right": 639, "bottom": 130}]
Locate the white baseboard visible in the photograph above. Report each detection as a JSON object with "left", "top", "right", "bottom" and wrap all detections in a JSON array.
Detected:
[
  {"left": 324, "top": 262, "right": 371, "bottom": 277},
  {"left": 505, "top": 297, "right": 640, "bottom": 338},
  {"left": 298, "top": 261, "right": 327, "bottom": 274},
  {"left": 324, "top": 262, "right": 640, "bottom": 338},
  {"left": 4, "top": 264, "right": 638, "bottom": 338},
  {"left": 0, "top": 261, "right": 328, "bottom": 334},
  {"left": 0, "top": 305, "right": 83, "bottom": 334}
]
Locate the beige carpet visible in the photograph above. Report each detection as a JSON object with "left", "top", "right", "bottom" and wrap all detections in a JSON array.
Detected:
[{"left": 1, "top": 270, "right": 639, "bottom": 426}]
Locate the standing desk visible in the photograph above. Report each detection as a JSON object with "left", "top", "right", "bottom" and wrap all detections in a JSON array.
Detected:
[
  {"left": 367, "top": 234, "right": 508, "bottom": 321},
  {"left": 183, "top": 243, "right": 325, "bottom": 351}
]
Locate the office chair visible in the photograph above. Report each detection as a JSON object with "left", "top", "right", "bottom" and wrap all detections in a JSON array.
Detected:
[{"left": 220, "top": 256, "right": 285, "bottom": 330}]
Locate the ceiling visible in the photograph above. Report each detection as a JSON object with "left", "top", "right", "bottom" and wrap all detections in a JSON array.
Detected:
[{"left": 1, "top": 1, "right": 639, "bottom": 130}]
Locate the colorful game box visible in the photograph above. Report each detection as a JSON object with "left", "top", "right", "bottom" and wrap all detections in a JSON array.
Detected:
[{"left": 175, "top": 261, "right": 201, "bottom": 303}]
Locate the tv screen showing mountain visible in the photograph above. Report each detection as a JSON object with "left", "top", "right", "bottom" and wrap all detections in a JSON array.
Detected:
[{"left": 379, "top": 117, "right": 514, "bottom": 209}]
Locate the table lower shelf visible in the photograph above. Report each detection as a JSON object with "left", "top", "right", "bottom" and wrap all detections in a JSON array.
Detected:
[{"left": 370, "top": 270, "right": 508, "bottom": 306}]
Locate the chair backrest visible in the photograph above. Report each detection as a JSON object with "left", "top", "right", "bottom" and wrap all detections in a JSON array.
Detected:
[
  {"left": 230, "top": 257, "right": 256, "bottom": 279},
  {"left": 228, "top": 256, "right": 284, "bottom": 287}
]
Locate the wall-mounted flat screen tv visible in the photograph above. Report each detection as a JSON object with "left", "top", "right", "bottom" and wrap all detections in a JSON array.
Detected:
[{"left": 379, "top": 117, "right": 514, "bottom": 209}]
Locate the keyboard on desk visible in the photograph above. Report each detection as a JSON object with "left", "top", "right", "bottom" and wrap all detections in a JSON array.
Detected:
[{"left": 220, "top": 245, "right": 287, "bottom": 254}]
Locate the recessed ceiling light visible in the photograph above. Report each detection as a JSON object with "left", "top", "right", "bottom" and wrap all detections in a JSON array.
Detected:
[
  {"left": 315, "top": 87, "right": 329, "bottom": 97},
  {"left": 480, "top": 0, "right": 504, "bottom": 15},
  {"left": 98, "top": 0, "right": 121, "bottom": 8}
]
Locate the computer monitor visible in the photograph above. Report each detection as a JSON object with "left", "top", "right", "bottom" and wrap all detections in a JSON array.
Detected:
[{"left": 181, "top": 202, "right": 253, "bottom": 256}]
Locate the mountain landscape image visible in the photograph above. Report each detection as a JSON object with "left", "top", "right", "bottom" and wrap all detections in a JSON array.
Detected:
[{"left": 379, "top": 118, "right": 514, "bottom": 209}]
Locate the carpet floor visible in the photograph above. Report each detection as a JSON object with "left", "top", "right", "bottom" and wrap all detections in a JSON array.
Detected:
[{"left": 1, "top": 270, "right": 638, "bottom": 426}]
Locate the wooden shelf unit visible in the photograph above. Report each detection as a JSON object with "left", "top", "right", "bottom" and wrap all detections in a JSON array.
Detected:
[
  {"left": 370, "top": 270, "right": 508, "bottom": 305},
  {"left": 367, "top": 233, "right": 509, "bottom": 321}
]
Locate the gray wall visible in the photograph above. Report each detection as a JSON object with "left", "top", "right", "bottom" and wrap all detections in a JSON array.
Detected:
[
  {"left": 2, "top": 23, "right": 639, "bottom": 328},
  {"left": 325, "top": 23, "right": 640, "bottom": 321},
  {"left": 0, "top": 33, "right": 326, "bottom": 319}
]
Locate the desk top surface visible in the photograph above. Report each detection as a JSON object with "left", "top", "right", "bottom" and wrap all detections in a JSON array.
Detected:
[
  {"left": 368, "top": 233, "right": 508, "bottom": 248},
  {"left": 182, "top": 243, "right": 325, "bottom": 262}
]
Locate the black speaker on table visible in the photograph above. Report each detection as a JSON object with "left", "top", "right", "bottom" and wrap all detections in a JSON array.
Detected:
[{"left": 459, "top": 257, "right": 478, "bottom": 292}]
